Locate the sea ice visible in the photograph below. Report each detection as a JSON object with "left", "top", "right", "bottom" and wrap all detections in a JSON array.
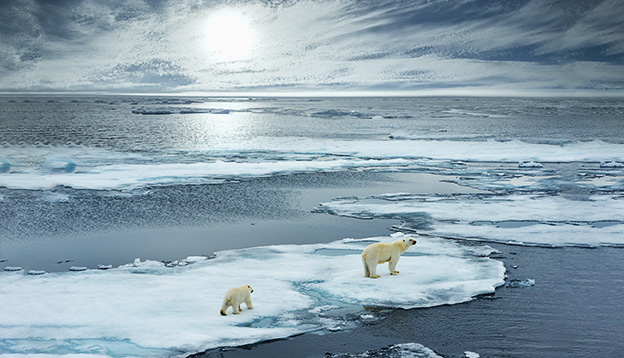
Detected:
[
  {"left": 506, "top": 278, "right": 536, "bottom": 288},
  {"left": 325, "top": 343, "right": 443, "bottom": 358},
  {"left": 0, "top": 157, "right": 10, "bottom": 173},
  {"left": 26, "top": 270, "right": 47, "bottom": 276},
  {"left": 518, "top": 161, "right": 543, "bottom": 168},
  {"left": 600, "top": 161, "right": 624, "bottom": 168},
  {"left": 0, "top": 234, "right": 503, "bottom": 358},
  {"left": 68, "top": 266, "right": 88, "bottom": 272},
  {"left": 316, "top": 194, "right": 624, "bottom": 247},
  {"left": 42, "top": 157, "right": 77, "bottom": 173}
]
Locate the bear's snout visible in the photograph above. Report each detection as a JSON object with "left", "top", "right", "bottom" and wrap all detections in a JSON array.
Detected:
[{"left": 409, "top": 239, "right": 417, "bottom": 245}]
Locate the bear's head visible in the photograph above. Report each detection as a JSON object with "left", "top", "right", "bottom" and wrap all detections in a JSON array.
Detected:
[{"left": 403, "top": 238, "right": 417, "bottom": 246}]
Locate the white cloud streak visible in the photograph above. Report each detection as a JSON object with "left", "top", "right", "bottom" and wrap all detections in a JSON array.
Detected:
[{"left": 0, "top": 0, "right": 622, "bottom": 94}]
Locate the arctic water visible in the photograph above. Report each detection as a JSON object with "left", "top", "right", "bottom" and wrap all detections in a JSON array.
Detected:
[{"left": 0, "top": 96, "right": 623, "bottom": 358}]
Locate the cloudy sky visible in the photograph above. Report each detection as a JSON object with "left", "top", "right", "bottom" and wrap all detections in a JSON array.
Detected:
[{"left": 1, "top": 0, "right": 623, "bottom": 95}]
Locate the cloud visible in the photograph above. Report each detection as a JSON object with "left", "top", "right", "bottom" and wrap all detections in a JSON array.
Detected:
[{"left": 0, "top": 0, "right": 623, "bottom": 94}]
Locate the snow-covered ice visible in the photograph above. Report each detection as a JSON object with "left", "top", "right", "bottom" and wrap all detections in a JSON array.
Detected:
[
  {"left": 325, "top": 343, "right": 443, "bottom": 358},
  {"left": 1, "top": 138, "right": 623, "bottom": 191},
  {"left": 506, "top": 278, "right": 536, "bottom": 288},
  {"left": 0, "top": 234, "right": 504, "bottom": 358},
  {"left": 316, "top": 194, "right": 624, "bottom": 247}
]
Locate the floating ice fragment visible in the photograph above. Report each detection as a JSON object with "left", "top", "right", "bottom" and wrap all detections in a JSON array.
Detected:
[
  {"left": 518, "top": 161, "right": 543, "bottom": 168},
  {"left": 309, "top": 305, "right": 339, "bottom": 314},
  {"left": 42, "top": 157, "right": 77, "bottom": 173},
  {"left": 464, "top": 351, "right": 480, "bottom": 358},
  {"left": 600, "top": 161, "right": 624, "bottom": 168},
  {"left": 184, "top": 256, "right": 209, "bottom": 263},
  {"left": 506, "top": 278, "right": 535, "bottom": 288},
  {"left": 97, "top": 264, "right": 113, "bottom": 270},
  {"left": 0, "top": 157, "right": 11, "bottom": 173},
  {"left": 3, "top": 266, "right": 22, "bottom": 272},
  {"left": 69, "top": 266, "right": 88, "bottom": 272},
  {"left": 326, "top": 343, "right": 443, "bottom": 358},
  {"left": 27, "top": 270, "right": 46, "bottom": 276}
]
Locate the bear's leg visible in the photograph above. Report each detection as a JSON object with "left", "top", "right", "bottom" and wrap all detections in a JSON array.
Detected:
[
  {"left": 232, "top": 302, "right": 241, "bottom": 314},
  {"left": 362, "top": 258, "right": 370, "bottom": 277},
  {"left": 368, "top": 260, "right": 380, "bottom": 278},
  {"left": 245, "top": 297, "right": 254, "bottom": 309},
  {"left": 389, "top": 256, "right": 400, "bottom": 275}
]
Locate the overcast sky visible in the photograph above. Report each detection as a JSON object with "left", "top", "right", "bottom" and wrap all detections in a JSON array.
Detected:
[{"left": 1, "top": 0, "right": 623, "bottom": 95}]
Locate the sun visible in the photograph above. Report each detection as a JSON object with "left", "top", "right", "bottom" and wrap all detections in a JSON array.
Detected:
[{"left": 203, "top": 11, "right": 254, "bottom": 61}]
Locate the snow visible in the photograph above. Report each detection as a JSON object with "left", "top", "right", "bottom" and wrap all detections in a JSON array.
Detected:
[
  {"left": 0, "top": 234, "right": 504, "bottom": 358},
  {"left": 316, "top": 194, "right": 624, "bottom": 247},
  {"left": 1, "top": 139, "right": 623, "bottom": 191}
]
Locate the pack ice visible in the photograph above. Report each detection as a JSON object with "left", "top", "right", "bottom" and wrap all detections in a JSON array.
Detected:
[
  {"left": 316, "top": 194, "right": 624, "bottom": 247},
  {"left": 0, "top": 234, "right": 503, "bottom": 358}
]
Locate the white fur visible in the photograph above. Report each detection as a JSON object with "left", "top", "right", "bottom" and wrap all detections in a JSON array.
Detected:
[
  {"left": 361, "top": 238, "right": 416, "bottom": 278},
  {"left": 220, "top": 285, "right": 254, "bottom": 315}
]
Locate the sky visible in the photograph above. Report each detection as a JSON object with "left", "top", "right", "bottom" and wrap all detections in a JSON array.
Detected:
[{"left": 1, "top": 0, "right": 623, "bottom": 96}]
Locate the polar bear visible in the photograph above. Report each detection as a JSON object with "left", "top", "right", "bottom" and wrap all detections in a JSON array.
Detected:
[
  {"left": 220, "top": 285, "right": 254, "bottom": 316},
  {"left": 362, "top": 238, "right": 416, "bottom": 278}
]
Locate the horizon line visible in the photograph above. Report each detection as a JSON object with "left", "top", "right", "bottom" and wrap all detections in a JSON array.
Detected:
[{"left": 1, "top": 88, "right": 623, "bottom": 98}]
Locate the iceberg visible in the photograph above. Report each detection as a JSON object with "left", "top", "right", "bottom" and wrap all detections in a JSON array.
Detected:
[{"left": 0, "top": 234, "right": 503, "bottom": 358}]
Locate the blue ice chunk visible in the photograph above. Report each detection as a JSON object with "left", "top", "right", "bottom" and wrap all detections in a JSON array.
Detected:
[
  {"left": 0, "top": 157, "right": 10, "bottom": 173},
  {"left": 43, "top": 157, "right": 77, "bottom": 173}
]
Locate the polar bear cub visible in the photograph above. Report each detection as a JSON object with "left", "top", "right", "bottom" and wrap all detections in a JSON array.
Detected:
[
  {"left": 362, "top": 238, "right": 416, "bottom": 278},
  {"left": 220, "top": 285, "right": 254, "bottom": 316}
]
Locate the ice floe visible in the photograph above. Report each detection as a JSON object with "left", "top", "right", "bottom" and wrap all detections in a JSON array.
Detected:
[
  {"left": 0, "top": 234, "right": 503, "bottom": 358},
  {"left": 325, "top": 343, "right": 443, "bottom": 358},
  {"left": 506, "top": 278, "right": 536, "bottom": 288},
  {"left": 315, "top": 194, "right": 624, "bottom": 247},
  {"left": 0, "top": 139, "right": 623, "bottom": 191},
  {"left": 601, "top": 161, "right": 624, "bottom": 168},
  {"left": 131, "top": 107, "right": 229, "bottom": 115},
  {"left": 518, "top": 161, "right": 543, "bottom": 168}
]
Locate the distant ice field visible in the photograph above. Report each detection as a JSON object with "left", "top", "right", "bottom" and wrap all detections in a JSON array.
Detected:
[
  {"left": 316, "top": 194, "right": 624, "bottom": 247},
  {"left": 0, "top": 138, "right": 622, "bottom": 190},
  {"left": 0, "top": 233, "right": 504, "bottom": 358}
]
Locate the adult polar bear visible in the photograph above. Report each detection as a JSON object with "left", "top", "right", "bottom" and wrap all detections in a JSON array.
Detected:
[
  {"left": 220, "top": 285, "right": 254, "bottom": 315},
  {"left": 362, "top": 237, "right": 417, "bottom": 278}
]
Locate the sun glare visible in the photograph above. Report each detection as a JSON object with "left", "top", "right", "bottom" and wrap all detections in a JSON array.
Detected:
[{"left": 203, "top": 11, "right": 254, "bottom": 61}]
